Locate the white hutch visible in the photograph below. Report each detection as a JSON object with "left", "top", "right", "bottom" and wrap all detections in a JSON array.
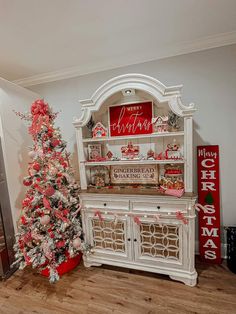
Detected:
[{"left": 73, "top": 74, "right": 197, "bottom": 286}]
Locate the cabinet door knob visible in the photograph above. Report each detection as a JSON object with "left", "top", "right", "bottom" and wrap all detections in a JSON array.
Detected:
[
  {"left": 104, "top": 203, "right": 107, "bottom": 207},
  {"left": 134, "top": 239, "right": 137, "bottom": 242},
  {"left": 157, "top": 206, "right": 160, "bottom": 209},
  {"left": 127, "top": 238, "right": 131, "bottom": 241}
]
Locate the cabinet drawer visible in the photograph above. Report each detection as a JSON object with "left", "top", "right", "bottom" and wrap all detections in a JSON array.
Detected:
[
  {"left": 130, "top": 201, "right": 187, "bottom": 213},
  {"left": 82, "top": 199, "right": 129, "bottom": 211}
]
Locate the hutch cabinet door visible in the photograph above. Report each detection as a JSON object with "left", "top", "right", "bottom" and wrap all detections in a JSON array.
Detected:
[
  {"left": 133, "top": 217, "right": 187, "bottom": 269},
  {"left": 84, "top": 212, "right": 132, "bottom": 262}
]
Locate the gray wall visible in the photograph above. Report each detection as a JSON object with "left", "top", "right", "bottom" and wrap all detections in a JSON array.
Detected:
[
  {"left": 29, "top": 44, "right": 236, "bottom": 229},
  {"left": 0, "top": 78, "right": 39, "bottom": 230}
]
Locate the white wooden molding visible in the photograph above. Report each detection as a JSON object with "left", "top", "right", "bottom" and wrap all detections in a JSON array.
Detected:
[
  {"left": 73, "top": 73, "right": 196, "bottom": 128},
  {"left": 12, "top": 31, "right": 236, "bottom": 87}
]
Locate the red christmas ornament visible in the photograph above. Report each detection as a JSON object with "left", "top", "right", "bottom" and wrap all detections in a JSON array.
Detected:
[
  {"left": 63, "top": 209, "right": 69, "bottom": 216},
  {"left": 22, "top": 198, "right": 32, "bottom": 207},
  {"left": 21, "top": 216, "right": 27, "bottom": 225},
  {"left": 44, "top": 186, "right": 55, "bottom": 197},
  {"left": 51, "top": 139, "right": 60, "bottom": 147},
  {"left": 56, "top": 240, "right": 65, "bottom": 249},
  {"left": 47, "top": 129, "right": 53, "bottom": 137},
  {"left": 23, "top": 178, "right": 32, "bottom": 186},
  {"left": 61, "top": 162, "right": 68, "bottom": 168},
  {"left": 56, "top": 178, "right": 62, "bottom": 185},
  {"left": 49, "top": 232, "right": 55, "bottom": 239},
  {"left": 33, "top": 162, "right": 41, "bottom": 171}
]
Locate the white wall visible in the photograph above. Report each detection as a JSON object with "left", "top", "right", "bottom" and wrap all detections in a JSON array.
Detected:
[
  {"left": 0, "top": 78, "right": 39, "bottom": 230},
  {"left": 28, "top": 44, "right": 236, "bottom": 230}
]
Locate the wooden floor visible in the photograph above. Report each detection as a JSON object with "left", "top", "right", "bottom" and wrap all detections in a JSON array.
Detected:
[{"left": 0, "top": 258, "right": 236, "bottom": 314}]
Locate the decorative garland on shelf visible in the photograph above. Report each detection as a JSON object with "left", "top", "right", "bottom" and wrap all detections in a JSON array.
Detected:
[{"left": 81, "top": 208, "right": 192, "bottom": 225}]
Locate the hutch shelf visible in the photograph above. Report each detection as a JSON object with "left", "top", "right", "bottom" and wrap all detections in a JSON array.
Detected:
[{"left": 73, "top": 73, "right": 197, "bottom": 286}]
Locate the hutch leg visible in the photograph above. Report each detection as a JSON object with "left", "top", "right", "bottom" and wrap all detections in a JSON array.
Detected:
[
  {"left": 169, "top": 273, "right": 197, "bottom": 287},
  {"left": 83, "top": 257, "right": 102, "bottom": 268}
]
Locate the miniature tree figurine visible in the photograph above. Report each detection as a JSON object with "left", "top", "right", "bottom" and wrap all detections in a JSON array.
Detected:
[
  {"left": 13, "top": 99, "right": 88, "bottom": 283},
  {"left": 168, "top": 111, "right": 181, "bottom": 131},
  {"left": 86, "top": 116, "right": 95, "bottom": 137}
]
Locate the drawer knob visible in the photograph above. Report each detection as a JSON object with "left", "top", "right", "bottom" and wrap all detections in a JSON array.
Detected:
[
  {"left": 104, "top": 203, "right": 107, "bottom": 207},
  {"left": 127, "top": 238, "right": 131, "bottom": 241},
  {"left": 134, "top": 239, "right": 137, "bottom": 242},
  {"left": 157, "top": 206, "right": 161, "bottom": 210}
]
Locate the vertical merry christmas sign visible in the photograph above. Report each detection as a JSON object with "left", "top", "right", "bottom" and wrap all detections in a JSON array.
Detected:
[
  {"left": 109, "top": 101, "right": 153, "bottom": 137},
  {"left": 197, "top": 145, "right": 221, "bottom": 264}
]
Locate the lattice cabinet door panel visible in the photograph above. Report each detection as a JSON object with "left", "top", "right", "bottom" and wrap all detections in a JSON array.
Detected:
[
  {"left": 133, "top": 218, "right": 187, "bottom": 269},
  {"left": 85, "top": 212, "right": 132, "bottom": 261}
]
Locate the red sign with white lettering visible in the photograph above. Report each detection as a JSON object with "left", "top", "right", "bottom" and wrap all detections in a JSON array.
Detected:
[
  {"left": 197, "top": 145, "right": 221, "bottom": 264},
  {"left": 109, "top": 101, "right": 153, "bottom": 137}
]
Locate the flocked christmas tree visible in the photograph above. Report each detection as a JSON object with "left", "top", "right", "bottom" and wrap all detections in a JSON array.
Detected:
[{"left": 13, "top": 99, "right": 88, "bottom": 283}]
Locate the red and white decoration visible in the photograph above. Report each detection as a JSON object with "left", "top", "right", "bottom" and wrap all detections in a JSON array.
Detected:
[
  {"left": 165, "top": 140, "right": 182, "bottom": 160},
  {"left": 152, "top": 115, "right": 168, "bottom": 133},
  {"left": 110, "top": 164, "right": 158, "bottom": 184},
  {"left": 197, "top": 145, "right": 221, "bottom": 264},
  {"left": 92, "top": 122, "right": 107, "bottom": 138},
  {"left": 121, "top": 142, "right": 139, "bottom": 159},
  {"left": 109, "top": 101, "right": 153, "bottom": 137}
]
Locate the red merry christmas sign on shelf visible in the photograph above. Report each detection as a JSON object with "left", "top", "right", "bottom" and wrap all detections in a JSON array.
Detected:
[
  {"left": 197, "top": 145, "right": 221, "bottom": 264},
  {"left": 109, "top": 101, "right": 153, "bottom": 137}
]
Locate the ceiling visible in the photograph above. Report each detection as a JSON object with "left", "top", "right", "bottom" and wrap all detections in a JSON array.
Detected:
[{"left": 1, "top": 0, "right": 236, "bottom": 87}]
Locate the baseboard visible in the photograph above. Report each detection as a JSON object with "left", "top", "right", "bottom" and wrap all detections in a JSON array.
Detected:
[{"left": 195, "top": 241, "right": 227, "bottom": 259}]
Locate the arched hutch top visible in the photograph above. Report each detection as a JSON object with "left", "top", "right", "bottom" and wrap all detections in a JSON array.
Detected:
[{"left": 74, "top": 73, "right": 196, "bottom": 128}]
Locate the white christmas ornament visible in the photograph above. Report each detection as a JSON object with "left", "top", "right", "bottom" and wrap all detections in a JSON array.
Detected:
[
  {"left": 50, "top": 166, "right": 58, "bottom": 175},
  {"left": 40, "top": 215, "right": 50, "bottom": 225},
  {"left": 28, "top": 150, "right": 36, "bottom": 159},
  {"left": 37, "top": 149, "right": 44, "bottom": 157},
  {"left": 72, "top": 237, "right": 81, "bottom": 249}
]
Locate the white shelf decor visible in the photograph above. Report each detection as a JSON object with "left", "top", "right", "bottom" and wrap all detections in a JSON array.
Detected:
[
  {"left": 82, "top": 131, "right": 185, "bottom": 142},
  {"left": 73, "top": 73, "right": 197, "bottom": 286}
]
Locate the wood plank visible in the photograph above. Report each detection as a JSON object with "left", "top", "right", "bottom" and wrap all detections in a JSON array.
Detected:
[{"left": 0, "top": 258, "right": 235, "bottom": 314}]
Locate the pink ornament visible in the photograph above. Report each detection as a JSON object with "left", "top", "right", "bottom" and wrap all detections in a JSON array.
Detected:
[
  {"left": 37, "top": 149, "right": 44, "bottom": 157},
  {"left": 56, "top": 240, "right": 65, "bottom": 249},
  {"left": 44, "top": 186, "right": 55, "bottom": 197},
  {"left": 40, "top": 215, "right": 50, "bottom": 225},
  {"left": 72, "top": 237, "right": 81, "bottom": 249}
]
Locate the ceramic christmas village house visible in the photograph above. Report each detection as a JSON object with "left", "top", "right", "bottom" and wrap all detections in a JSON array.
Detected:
[
  {"left": 92, "top": 122, "right": 107, "bottom": 138},
  {"left": 73, "top": 73, "right": 197, "bottom": 286},
  {"left": 152, "top": 115, "right": 168, "bottom": 132}
]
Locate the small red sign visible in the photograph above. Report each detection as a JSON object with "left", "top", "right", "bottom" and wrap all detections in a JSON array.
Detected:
[
  {"left": 109, "top": 101, "right": 153, "bottom": 137},
  {"left": 197, "top": 145, "right": 221, "bottom": 264}
]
